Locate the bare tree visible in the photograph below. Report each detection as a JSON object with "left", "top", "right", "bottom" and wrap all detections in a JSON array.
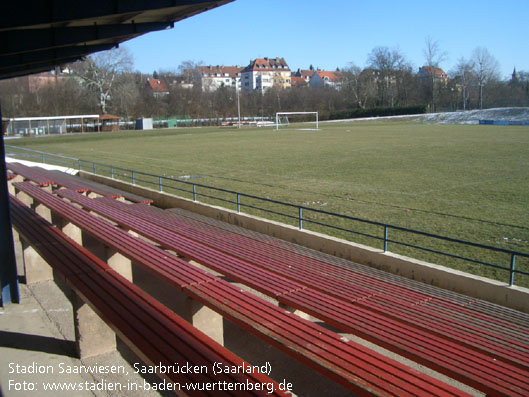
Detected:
[
  {"left": 423, "top": 36, "right": 448, "bottom": 111},
  {"left": 178, "top": 60, "right": 203, "bottom": 86},
  {"left": 451, "top": 57, "right": 475, "bottom": 110},
  {"left": 423, "top": 36, "right": 447, "bottom": 68},
  {"left": 112, "top": 73, "right": 141, "bottom": 119},
  {"left": 342, "top": 63, "right": 376, "bottom": 109},
  {"left": 72, "top": 46, "right": 133, "bottom": 114},
  {"left": 471, "top": 47, "right": 500, "bottom": 109},
  {"left": 367, "top": 46, "right": 410, "bottom": 107}
]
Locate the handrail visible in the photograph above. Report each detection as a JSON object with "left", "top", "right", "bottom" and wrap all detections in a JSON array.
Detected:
[{"left": 6, "top": 145, "right": 528, "bottom": 286}]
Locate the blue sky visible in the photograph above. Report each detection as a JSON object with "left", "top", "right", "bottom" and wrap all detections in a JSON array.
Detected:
[{"left": 126, "top": 0, "right": 528, "bottom": 79}]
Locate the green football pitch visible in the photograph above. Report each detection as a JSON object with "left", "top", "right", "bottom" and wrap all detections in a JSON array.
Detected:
[{"left": 8, "top": 119, "right": 529, "bottom": 286}]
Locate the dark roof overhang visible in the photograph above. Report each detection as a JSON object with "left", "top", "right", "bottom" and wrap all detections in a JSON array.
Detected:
[{"left": 0, "top": 0, "right": 234, "bottom": 79}]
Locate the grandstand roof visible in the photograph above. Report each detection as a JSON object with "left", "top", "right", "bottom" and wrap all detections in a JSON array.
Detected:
[{"left": 0, "top": 1, "right": 234, "bottom": 80}]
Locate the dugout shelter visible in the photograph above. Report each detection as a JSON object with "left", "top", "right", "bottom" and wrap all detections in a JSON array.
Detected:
[{"left": 0, "top": 0, "right": 234, "bottom": 305}]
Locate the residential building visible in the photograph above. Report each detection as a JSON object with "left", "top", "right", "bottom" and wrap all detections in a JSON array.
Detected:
[
  {"left": 309, "top": 70, "right": 344, "bottom": 89},
  {"left": 241, "top": 57, "right": 291, "bottom": 93},
  {"left": 197, "top": 65, "right": 244, "bottom": 92},
  {"left": 146, "top": 77, "right": 169, "bottom": 97},
  {"left": 161, "top": 73, "right": 194, "bottom": 90},
  {"left": 293, "top": 69, "right": 315, "bottom": 83},
  {"left": 290, "top": 76, "right": 308, "bottom": 88},
  {"left": 417, "top": 66, "right": 448, "bottom": 83}
]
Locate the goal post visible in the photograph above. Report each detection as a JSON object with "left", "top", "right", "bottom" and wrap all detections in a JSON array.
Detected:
[{"left": 275, "top": 112, "right": 319, "bottom": 131}]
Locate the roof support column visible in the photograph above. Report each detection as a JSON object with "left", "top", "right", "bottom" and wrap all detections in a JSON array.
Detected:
[{"left": 0, "top": 103, "right": 20, "bottom": 305}]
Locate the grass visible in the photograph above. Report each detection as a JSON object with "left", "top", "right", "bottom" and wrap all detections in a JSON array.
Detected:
[{"left": 7, "top": 120, "right": 529, "bottom": 286}]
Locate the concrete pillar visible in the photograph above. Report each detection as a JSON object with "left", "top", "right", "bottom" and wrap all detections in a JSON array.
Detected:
[
  {"left": 21, "top": 238, "right": 54, "bottom": 284},
  {"left": 33, "top": 202, "right": 52, "bottom": 223},
  {"left": 11, "top": 228, "right": 24, "bottom": 277},
  {"left": 81, "top": 232, "right": 133, "bottom": 282},
  {"left": 186, "top": 297, "right": 224, "bottom": 346},
  {"left": 106, "top": 249, "right": 133, "bottom": 282},
  {"left": 51, "top": 213, "right": 83, "bottom": 245},
  {"left": 72, "top": 294, "right": 116, "bottom": 359},
  {"left": 14, "top": 189, "right": 33, "bottom": 207},
  {"left": 8, "top": 175, "right": 23, "bottom": 196},
  {"left": 61, "top": 222, "right": 83, "bottom": 245},
  {"left": 130, "top": 264, "right": 223, "bottom": 345}
]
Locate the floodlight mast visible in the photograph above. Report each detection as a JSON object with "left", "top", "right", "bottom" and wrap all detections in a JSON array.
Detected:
[{"left": 275, "top": 111, "right": 319, "bottom": 130}]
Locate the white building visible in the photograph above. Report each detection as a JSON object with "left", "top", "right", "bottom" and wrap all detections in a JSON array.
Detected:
[
  {"left": 197, "top": 65, "right": 244, "bottom": 92},
  {"left": 241, "top": 57, "right": 291, "bottom": 93}
]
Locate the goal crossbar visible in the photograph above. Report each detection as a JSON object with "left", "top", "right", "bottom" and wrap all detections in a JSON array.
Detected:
[{"left": 275, "top": 112, "right": 319, "bottom": 130}]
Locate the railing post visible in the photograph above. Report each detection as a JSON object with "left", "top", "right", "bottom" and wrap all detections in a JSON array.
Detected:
[
  {"left": 110, "top": 166, "right": 114, "bottom": 179},
  {"left": 41, "top": 152, "right": 45, "bottom": 164},
  {"left": 509, "top": 254, "right": 517, "bottom": 286},
  {"left": 131, "top": 170, "right": 135, "bottom": 185},
  {"left": 384, "top": 226, "right": 388, "bottom": 252},
  {"left": 92, "top": 163, "right": 96, "bottom": 174},
  {"left": 237, "top": 193, "right": 241, "bottom": 213},
  {"left": 299, "top": 207, "right": 303, "bottom": 230},
  {"left": 193, "top": 184, "right": 197, "bottom": 201},
  {"left": 159, "top": 177, "right": 163, "bottom": 192},
  {"left": 78, "top": 159, "right": 81, "bottom": 171}
]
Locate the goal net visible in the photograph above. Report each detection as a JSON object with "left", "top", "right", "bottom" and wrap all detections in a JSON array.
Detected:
[{"left": 275, "top": 112, "right": 319, "bottom": 131}]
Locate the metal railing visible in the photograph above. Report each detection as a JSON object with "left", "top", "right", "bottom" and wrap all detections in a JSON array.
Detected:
[{"left": 6, "top": 145, "right": 529, "bottom": 286}]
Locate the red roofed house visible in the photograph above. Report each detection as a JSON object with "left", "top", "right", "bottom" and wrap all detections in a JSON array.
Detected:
[
  {"left": 293, "top": 69, "right": 315, "bottom": 83},
  {"left": 290, "top": 76, "right": 308, "bottom": 88},
  {"left": 197, "top": 65, "right": 244, "bottom": 92},
  {"left": 146, "top": 77, "right": 169, "bottom": 98},
  {"left": 309, "top": 70, "right": 344, "bottom": 89},
  {"left": 417, "top": 66, "right": 448, "bottom": 83},
  {"left": 241, "top": 57, "right": 291, "bottom": 93}
]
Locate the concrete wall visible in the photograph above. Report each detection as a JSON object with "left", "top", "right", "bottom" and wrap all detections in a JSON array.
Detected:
[{"left": 80, "top": 171, "right": 529, "bottom": 314}]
